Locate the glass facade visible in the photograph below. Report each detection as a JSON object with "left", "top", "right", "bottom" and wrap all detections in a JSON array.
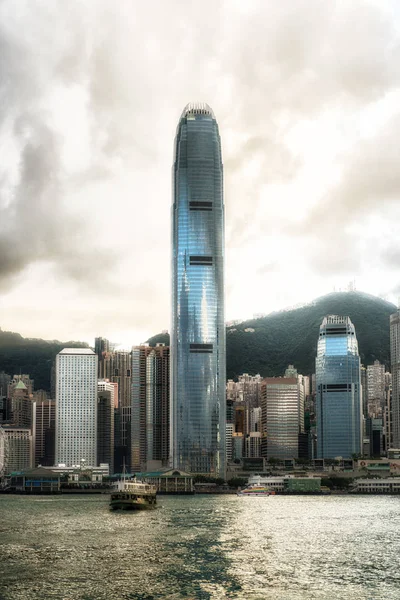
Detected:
[
  {"left": 316, "top": 316, "right": 362, "bottom": 459},
  {"left": 171, "top": 103, "right": 226, "bottom": 476}
]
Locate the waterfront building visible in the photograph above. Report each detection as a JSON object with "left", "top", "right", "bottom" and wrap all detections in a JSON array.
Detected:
[
  {"left": 33, "top": 394, "right": 55, "bottom": 466},
  {"left": 97, "top": 380, "right": 115, "bottom": 473},
  {"left": 171, "top": 102, "right": 225, "bottom": 476},
  {"left": 131, "top": 344, "right": 170, "bottom": 472},
  {"left": 55, "top": 348, "right": 97, "bottom": 467},
  {"left": 261, "top": 377, "right": 304, "bottom": 461},
  {"left": 390, "top": 310, "right": 400, "bottom": 448},
  {"left": 316, "top": 315, "right": 362, "bottom": 459},
  {"left": 0, "top": 426, "right": 32, "bottom": 475}
]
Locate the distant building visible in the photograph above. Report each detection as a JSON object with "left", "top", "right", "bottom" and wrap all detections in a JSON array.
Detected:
[
  {"left": 0, "top": 426, "right": 32, "bottom": 475},
  {"left": 226, "top": 423, "right": 234, "bottom": 462},
  {"left": 97, "top": 380, "right": 115, "bottom": 473},
  {"left": 367, "top": 360, "right": 386, "bottom": 407},
  {"left": 9, "top": 380, "right": 32, "bottom": 429},
  {"left": 55, "top": 348, "right": 98, "bottom": 467},
  {"left": 8, "top": 374, "right": 34, "bottom": 396},
  {"left": 131, "top": 345, "right": 170, "bottom": 472},
  {"left": 316, "top": 315, "right": 362, "bottom": 459},
  {"left": 95, "top": 337, "right": 110, "bottom": 362},
  {"left": 261, "top": 377, "right": 304, "bottom": 461},
  {"left": 390, "top": 310, "right": 400, "bottom": 448},
  {"left": 33, "top": 394, "right": 55, "bottom": 466},
  {"left": 100, "top": 350, "right": 132, "bottom": 469},
  {"left": 0, "top": 372, "right": 10, "bottom": 397}
]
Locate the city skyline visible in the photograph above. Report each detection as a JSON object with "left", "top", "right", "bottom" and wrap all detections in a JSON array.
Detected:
[{"left": 1, "top": 1, "right": 400, "bottom": 346}]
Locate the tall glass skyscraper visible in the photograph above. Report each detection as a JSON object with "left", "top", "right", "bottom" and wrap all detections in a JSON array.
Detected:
[
  {"left": 316, "top": 316, "right": 362, "bottom": 459},
  {"left": 171, "top": 103, "right": 225, "bottom": 476}
]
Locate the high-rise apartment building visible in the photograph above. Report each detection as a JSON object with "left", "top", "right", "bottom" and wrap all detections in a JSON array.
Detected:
[
  {"left": 261, "top": 377, "right": 303, "bottom": 460},
  {"left": 390, "top": 310, "right": 400, "bottom": 448},
  {"left": 131, "top": 344, "right": 170, "bottom": 472},
  {"left": 55, "top": 348, "right": 97, "bottom": 467},
  {"left": 316, "top": 316, "right": 362, "bottom": 459},
  {"left": 171, "top": 103, "right": 225, "bottom": 476}
]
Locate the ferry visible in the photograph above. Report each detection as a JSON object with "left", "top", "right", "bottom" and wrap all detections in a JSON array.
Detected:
[
  {"left": 237, "top": 484, "right": 276, "bottom": 497},
  {"left": 110, "top": 478, "right": 157, "bottom": 510}
]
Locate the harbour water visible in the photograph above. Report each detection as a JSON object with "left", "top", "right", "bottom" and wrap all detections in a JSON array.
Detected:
[{"left": 0, "top": 494, "right": 399, "bottom": 599}]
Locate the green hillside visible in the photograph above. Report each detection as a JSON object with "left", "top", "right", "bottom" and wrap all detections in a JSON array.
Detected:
[
  {"left": 0, "top": 329, "right": 88, "bottom": 391},
  {"left": 0, "top": 291, "right": 395, "bottom": 391},
  {"left": 149, "top": 292, "right": 396, "bottom": 378}
]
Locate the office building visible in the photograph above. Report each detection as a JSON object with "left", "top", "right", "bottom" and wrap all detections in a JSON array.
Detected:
[
  {"left": 131, "top": 344, "right": 170, "bottom": 472},
  {"left": 171, "top": 103, "right": 225, "bottom": 476},
  {"left": 97, "top": 380, "right": 115, "bottom": 473},
  {"left": 55, "top": 348, "right": 97, "bottom": 467},
  {"left": 9, "top": 380, "right": 32, "bottom": 429},
  {"left": 100, "top": 350, "right": 132, "bottom": 468},
  {"left": 261, "top": 377, "right": 303, "bottom": 461},
  {"left": 0, "top": 426, "right": 32, "bottom": 475},
  {"left": 367, "top": 360, "right": 386, "bottom": 410},
  {"left": 0, "top": 372, "right": 10, "bottom": 397},
  {"left": 33, "top": 394, "right": 55, "bottom": 466},
  {"left": 316, "top": 315, "right": 362, "bottom": 459},
  {"left": 390, "top": 310, "right": 400, "bottom": 448}
]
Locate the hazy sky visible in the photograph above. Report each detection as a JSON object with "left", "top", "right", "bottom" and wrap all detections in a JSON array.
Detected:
[{"left": 1, "top": 0, "right": 400, "bottom": 346}]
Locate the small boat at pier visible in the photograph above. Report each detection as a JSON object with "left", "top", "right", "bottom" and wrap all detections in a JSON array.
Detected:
[{"left": 237, "top": 484, "right": 276, "bottom": 496}]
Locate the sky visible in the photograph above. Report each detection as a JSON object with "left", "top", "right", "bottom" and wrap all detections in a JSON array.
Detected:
[{"left": 1, "top": 0, "right": 400, "bottom": 346}]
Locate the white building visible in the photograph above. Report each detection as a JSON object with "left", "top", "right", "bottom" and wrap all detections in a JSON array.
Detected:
[{"left": 55, "top": 348, "right": 98, "bottom": 467}]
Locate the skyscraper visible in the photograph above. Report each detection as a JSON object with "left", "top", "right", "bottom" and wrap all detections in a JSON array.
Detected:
[
  {"left": 33, "top": 394, "right": 56, "bottom": 466},
  {"left": 131, "top": 344, "right": 170, "bottom": 472},
  {"left": 316, "top": 316, "right": 362, "bottom": 459},
  {"left": 171, "top": 102, "right": 225, "bottom": 476},
  {"left": 55, "top": 348, "right": 97, "bottom": 467},
  {"left": 260, "top": 377, "right": 303, "bottom": 461},
  {"left": 100, "top": 350, "right": 132, "bottom": 470},
  {"left": 390, "top": 310, "right": 400, "bottom": 448},
  {"left": 97, "top": 380, "right": 115, "bottom": 473}
]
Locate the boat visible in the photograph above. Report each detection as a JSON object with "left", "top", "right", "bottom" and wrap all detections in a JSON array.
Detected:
[
  {"left": 110, "top": 478, "right": 157, "bottom": 510},
  {"left": 237, "top": 484, "right": 276, "bottom": 496}
]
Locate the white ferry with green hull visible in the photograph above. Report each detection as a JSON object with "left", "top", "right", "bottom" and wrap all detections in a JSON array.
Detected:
[{"left": 110, "top": 479, "right": 157, "bottom": 510}]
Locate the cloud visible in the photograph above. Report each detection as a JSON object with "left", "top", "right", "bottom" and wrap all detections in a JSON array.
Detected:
[{"left": 1, "top": 0, "right": 400, "bottom": 340}]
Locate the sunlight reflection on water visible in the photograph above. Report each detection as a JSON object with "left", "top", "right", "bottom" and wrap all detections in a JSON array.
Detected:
[{"left": 0, "top": 494, "right": 399, "bottom": 599}]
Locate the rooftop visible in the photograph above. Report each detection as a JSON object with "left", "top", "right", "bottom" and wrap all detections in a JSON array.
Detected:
[
  {"left": 181, "top": 102, "right": 215, "bottom": 119},
  {"left": 59, "top": 348, "right": 95, "bottom": 355}
]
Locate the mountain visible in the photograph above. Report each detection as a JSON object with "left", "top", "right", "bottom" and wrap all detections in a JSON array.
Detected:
[
  {"left": 148, "top": 292, "right": 396, "bottom": 378},
  {"left": 0, "top": 291, "right": 395, "bottom": 391},
  {"left": 0, "top": 329, "right": 88, "bottom": 391}
]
